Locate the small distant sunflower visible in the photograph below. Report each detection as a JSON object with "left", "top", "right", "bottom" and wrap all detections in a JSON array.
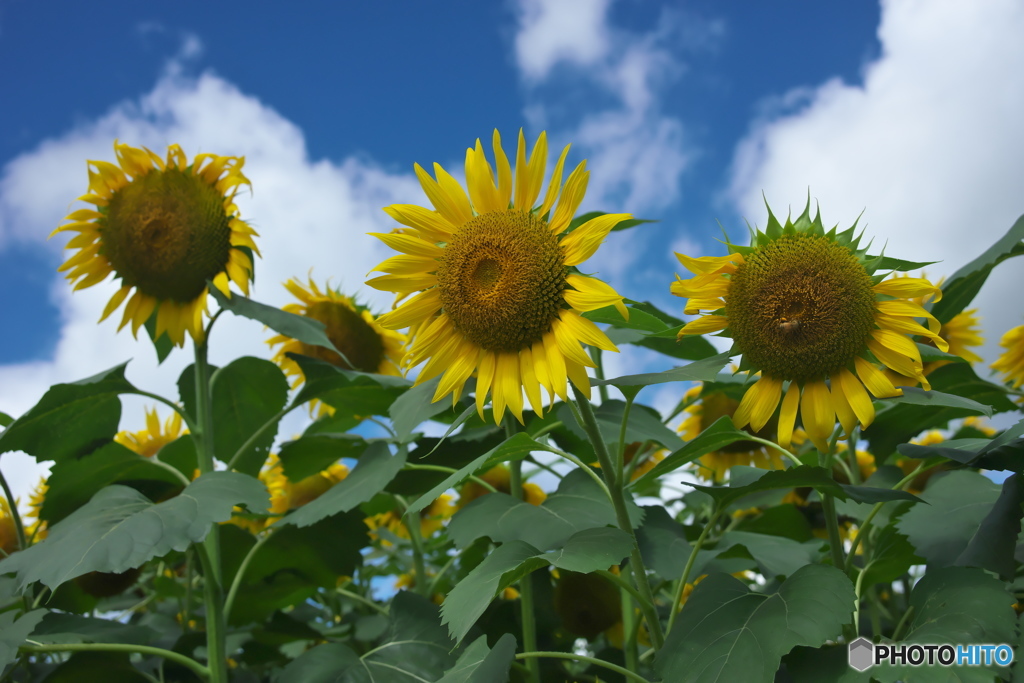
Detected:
[
  {"left": 674, "top": 202, "right": 946, "bottom": 452},
  {"left": 365, "top": 494, "right": 457, "bottom": 543},
  {"left": 268, "top": 277, "right": 405, "bottom": 416},
  {"left": 992, "top": 325, "right": 1024, "bottom": 390},
  {"left": 25, "top": 478, "right": 48, "bottom": 541},
  {"left": 231, "top": 454, "right": 349, "bottom": 533},
  {"left": 115, "top": 408, "right": 187, "bottom": 457},
  {"left": 455, "top": 465, "right": 547, "bottom": 508},
  {"left": 51, "top": 141, "right": 258, "bottom": 347},
  {"left": 678, "top": 384, "right": 793, "bottom": 482},
  {"left": 0, "top": 499, "right": 20, "bottom": 556},
  {"left": 368, "top": 129, "right": 630, "bottom": 423}
]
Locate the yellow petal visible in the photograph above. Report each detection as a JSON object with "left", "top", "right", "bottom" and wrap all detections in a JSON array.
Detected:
[
  {"left": 365, "top": 273, "right": 438, "bottom": 295},
  {"left": 432, "top": 162, "right": 474, "bottom": 224},
  {"left": 531, "top": 339, "right": 552, "bottom": 401},
  {"left": 476, "top": 351, "right": 497, "bottom": 419},
  {"left": 544, "top": 332, "right": 568, "bottom": 401},
  {"left": 549, "top": 161, "right": 589, "bottom": 234},
  {"left": 679, "top": 315, "right": 729, "bottom": 336},
  {"left": 98, "top": 286, "right": 132, "bottom": 323},
  {"left": 564, "top": 273, "right": 627, "bottom": 318},
  {"left": 560, "top": 213, "right": 632, "bottom": 266},
  {"left": 492, "top": 130, "right": 513, "bottom": 208},
  {"left": 376, "top": 289, "right": 440, "bottom": 330},
  {"left": 559, "top": 310, "right": 617, "bottom": 353},
  {"left": 800, "top": 380, "right": 835, "bottom": 453},
  {"left": 876, "top": 299, "right": 941, "bottom": 334},
  {"left": 369, "top": 254, "right": 437, "bottom": 275},
  {"left": 875, "top": 314, "right": 949, "bottom": 352},
  {"left": 854, "top": 356, "right": 903, "bottom": 399},
  {"left": 514, "top": 130, "right": 547, "bottom": 211},
  {"left": 777, "top": 382, "right": 800, "bottom": 449},
  {"left": 520, "top": 350, "right": 544, "bottom": 416},
  {"left": 464, "top": 141, "right": 501, "bottom": 214},
  {"left": 836, "top": 367, "right": 875, "bottom": 429},
  {"left": 733, "top": 375, "right": 783, "bottom": 432},
  {"left": 499, "top": 353, "right": 524, "bottom": 423},
  {"left": 539, "top": 144, "right": 570, "bottom": 218},
  {"left": 551, "top": 317, "right": 597, "bottom": 367},
  {"left": 873, "top": 277, "right": 942, "bottom": 302},
  {"left": 434, "top": 343, "right": 479, "bottom": 404},
  {"left": 674, "top": 252, "right": 742, "bottom": 276},
  {"left": 565, "top": 358, "right": 591, "bottom": 398},
  {"left": 830, "top": 374, "right": 857, "bottom": 438},
  {"left": 383, "top": 204, "right": 455, "bottom": 242}
]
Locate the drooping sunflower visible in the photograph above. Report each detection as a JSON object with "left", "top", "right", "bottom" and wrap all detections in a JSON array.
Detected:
[
  {"left": 268, "top": 277, "right": 405, "bottom": 416},
  {"left": 678, "top": 383, "right": 794, "bottom": 482},
  {"left": 367, "top": 130, "right": 630, "bottom": 423},
  {"left": 115, "top": 408, "right": 187, "bottom": 457},
  {"left": 992, "top": 325, "right": 1024, "bottom": 390},
  {"left": 674, "top": 202, "right": 947, "bottom": 452},
  {"left": 51, "top": 141, "right": 258, "bottom": 347}
]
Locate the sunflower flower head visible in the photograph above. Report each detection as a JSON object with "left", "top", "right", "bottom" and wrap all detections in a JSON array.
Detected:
[
  {"left": 992, "top": 325, "right": 1024, "bottom": 390},
  {"left": 367, "top": 129, "right": 631, "bottom": 424},
  {"left": 50, "top": 141, "right": 259, "bottom": 347},
  {"left": 268, "top": 277, "right": 405, "bottom": 416},
  {"left": 24, "top": 477, "right": 49, "bottom": 541},
  {"left": 455, "top": 464, "right": 547, "bottom": 508},
  {"left": 673, "top": 200, "right": 946, "bottom": 453},
  {"left": 0, "top": 498, "right": 20, "bottom": 556},
  {"left": 115, "top": 408, "right": 187, "bottom": 458}
]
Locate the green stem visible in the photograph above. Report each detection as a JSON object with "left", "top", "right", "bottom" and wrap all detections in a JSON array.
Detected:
[
  {"left": 666, "top": 507, "right": 722, "bottom": 636},
  {"left": 337, "top": 588, "right": 389, "bottom": 617},
  {"left": 853, "top": 563, "right": 871, "bottom": 634},
  {"left": 223, "top": 527, "right": 277, "bottom": 622},
  {"left": 147, "top": 455, "right": 192, "bottom": 487},
  {"left": 616, "top": 392, "right": 636, "bottom": 479},
  {"left": 817, "top": 439, "right": 846, "bottom": 571},
  {"left": 595, "top": 569, "right": 648, "bottom": 607},
  {"left": 891, "top": 605, "right": 915, "bottom": 641},
  {"left": 515, "top": 651, "right": 653, "bottom": 683},
  {"left": 192, "top": 341, "right": 227, "bottom": 683},
  {"left": 131, "top": 390, "right": 198, "bottom": 435},
  {"left": 395, "top": 494, "right": 429, "bottom": 598},
  {"left": 21, "top": 642, "right": 210, "bottom": 681},
  {"left": 529, "top": 420, "right": 563, "bottom": 440},
  {"left": 546, "top": 447, "right": 613, "bottom": 501},
  {"left": 506, "top": 417, "right": 540, "bottom": 683},
  {"left": 743, "top": 435, "right": 803, "bottom": 469},
  {"left": 621, "top": 589, "right": 639, "bottom": 675},
  {"left": 225, "top": 405, "right": 295, "bottom": 471},
  {"left": 403, "top": 464, "right": 498, "bottom": 493},
  {"left": 571, "top": 385, "right": 665, "bottom": 650},
  {"left": 591, "top": 347, "right": 610, "bottom": 403},
  {"left": 0, "top": 469, "right": 28, "bottom": 553}
]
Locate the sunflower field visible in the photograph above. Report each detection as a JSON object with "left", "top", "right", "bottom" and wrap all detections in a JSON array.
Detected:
[{"left": 1, "top": 131, "right": 1023, "bottom": 683}]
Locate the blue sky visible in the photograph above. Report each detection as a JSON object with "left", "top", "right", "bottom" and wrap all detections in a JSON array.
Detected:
[{"left": 2, "top": 0, "right": 1024, "bottom": 495}]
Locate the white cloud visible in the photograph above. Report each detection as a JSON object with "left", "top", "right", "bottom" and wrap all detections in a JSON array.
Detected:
[
  {"left": 728, "top": 0, "right": 1024, "bottom": 367},
  {"left": 514, "top": 0, "right": 613, "bottom": 81},
  {"left": 0, "top": 68, "right": 420, "bottom": 499}
]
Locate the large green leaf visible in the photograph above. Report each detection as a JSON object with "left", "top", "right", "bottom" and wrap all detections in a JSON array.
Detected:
[
  {"left": 209, "top": 285, "right": 341, "bottom": 355},
  {"left": 288, "top": 354, "right": 411, "bottom": 418},
  {"left": 40, "top": 441, "right": 183, "bottom": 525},
  {"left": 715, "top": 531, "right": 817, "bottom": 578},
  {"left": 0, "top": 609, "right": 46, "bottom": 671},
  {"left": 0, "top": 472, "right": 267, "bottom": 590},
  {"left": 606, "top": 300, "right": 719, "bottom": 361},
  {"left": 278, "top": 642, "right": 361, "bottom": 683},
  {"left": 955, "top": 472, "right": 1024, "bottom": 579},
  {"left": 404, "top": 432, "right": 550, "bottom": 516},
  {"left": 275, "top": 442, "right": 406, "bottom": 528},
  {"left": 387, "top": 426, "right": 505, "bottom": 498},
  {"left": 595, "top": 351, "right": 733, "bottom": 389},
  {"left": 0, "top": 364, "right": 135, "bottom": 463},
  {"left": 355, "top": 592, "right": 459, "bottom": 682},
  {"left": 865, "top": 363, "right": 1017, "bottom": 458},
  {"left": 447, "top": 469, "right": 637, "bottom": 550},
  {"left": 636, "top": 506, "right": 693, "bottom": 580},
  {"left": 35, "top": 651, "right": 152, "bottom": 683},
  {"left": 277, "top": 433, "right": 367, "bottom": 482},
  {"left": 930, "top": 212, "right": 1024, "bottom": 324},
  {"left": 442, "top": 528, "right": 633, "bottom": 644},
  {"left": 896, "top": 471, "right": 1000, "bottom": 568},
  {"left": 870, "top": 567, "right": 1016, "bottom": 682},
  {"left": 389, "top": 375, "right": 453, "bottom": 441},
  {"left": 29, "top": 612, "right": 157, "bottom": 645},
  {"left": 656, "top": 565, "right": 856, "bottom": 683},
  {"left": 436, "top": 633, "right": 517, "bottom": 683},
  {"left": 859, "top": 525, "right": 923, "bottom": 586},
  {"left": 210, "top": 357, "right": 289, "bottom": 475}
]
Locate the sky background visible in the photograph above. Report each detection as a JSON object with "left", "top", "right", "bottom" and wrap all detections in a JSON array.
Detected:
[{"left": 2, "top": 0, "right": 1024, "bottom": 498}]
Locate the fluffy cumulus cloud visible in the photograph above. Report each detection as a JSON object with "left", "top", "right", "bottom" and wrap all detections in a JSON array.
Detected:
[
  {"left": 0, "top": 61, "right": 420, "bottom": 496},
  {"left": 728, "top": 0, "right": 1024, "bottom": 365}
]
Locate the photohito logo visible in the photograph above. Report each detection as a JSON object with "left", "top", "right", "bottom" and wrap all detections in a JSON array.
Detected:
[{"left": 848, "top": 637, "right": 1014, "bottom": 671}]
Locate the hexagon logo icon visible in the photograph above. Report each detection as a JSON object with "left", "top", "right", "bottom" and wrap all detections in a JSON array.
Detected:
[{"left": 849, "top": 637, "right": 874, "bottom": 672}]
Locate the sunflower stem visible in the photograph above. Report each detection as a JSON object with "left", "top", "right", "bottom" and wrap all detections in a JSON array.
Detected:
[
  {"left": 224, "top": 526, "right": 278, "bottom": 623},
  {"left": 0, "top": 468, "right": 28, "bottom": 554},
  {"left": 394, "top": 494, "right": 430, "bottom": 599},
  {"left": 505, "top": 416, "right": 541, "bottom": 683},
  {"left": 571, "top": 385, "right": 665, "bottom": 650},
  {"left": 666, "top": 506, "right": 722, "bottom": 636},
  {"left": 515, "top": 651, "right": 653, "bottom": 683},
  {"left": 192, "top": 341, "right": 228, "bottom": 683},
  {"left": 591, "top": 346, "right": 610, "bottom": 403}
]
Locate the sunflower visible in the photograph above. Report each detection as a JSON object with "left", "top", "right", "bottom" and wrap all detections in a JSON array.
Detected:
[
  {"left": 268, "top": 277, "right": 405, "bottom": 416},
  {"left": 0, "top": 498, "right": 20, "bottom": 556},
  {"left": 673, "top": 202, "right": 946, "bottom": 453},
  {"left": 230, "top": 454, "right": 349, "bottom": 533},
  {"left": 51, "top": 141, "right": 258, "bottom": 347},
  {"left": 367, "top": 130, "right": 630, "bottom": 423},
  {"left": 115, "top": 408, "right": 187, "bottom": 457},
  {"left": 992, "top": 325, "right": 1024, "bottom": 390},
  {"left": 455, "top": 464, "right": 547, "bottom": 508},
  {"left": 678, "top": 384, "right": 796, "bottom": 482},
  {"left": 364, "top": 494, "right": 457, "bottom": 543},
  {"left": 24, "top": 478, "right": 49, "bottom": 541}
]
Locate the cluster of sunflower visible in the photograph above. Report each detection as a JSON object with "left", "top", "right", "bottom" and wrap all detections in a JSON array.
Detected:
[{"left": 2, "top": 127, "right": 1020, "bottom": 683}]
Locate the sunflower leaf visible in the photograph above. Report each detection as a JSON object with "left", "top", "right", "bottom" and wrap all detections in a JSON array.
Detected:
[
  {"left": 436, "top": 633, "right": 517, "bottom": 683},
  {"left": 287, "top": 353, "right": 411, "bottom": 417},
  {"left": 404, "top": 432, "right": 550, "bottom": 517},
  {"left": 583, "top": 304, "right": 668, "bottom": 333},
  {"left": 208, "top": 285, "right": 342, "bottom": 355},
  {"left": 0, "top": 363, "right": 135, "bottom": 463},
  {"left": 390, "top": 375, "right": 451, "bottom": 441},
  {"left": 0, "top": 610, "right": 47, "bottom": 671},
  {"left": 930, "top": 212, "right": 1024, "bottom": 324},
  {"left": 885, "top": 386, "right": 992, "bottom": 416},
  {"left": 274, "top": 442, "right": 405, "bottom": 528},
  {"left": 954, "top": 472, "right": 1023, "bottom": 579},
  {"left": 596, "top": 351, "right": 733, "bottom": 389},
  {"left": 915, "top": 342, "right": 966, "bottom": 364},
  {"left": 213, "top": 357, "right": 290, "bottom": 475},
  {"left": 655, "top": 565, "right": 855, "bottom": 683},
  {"left": 0, "top": 412, "right": 11, "bottom": 428},
  {"left": 0, "top": 472, "right": 268, "bottom": 591},
  {"left": 277, "top": 433, "right": 367, "bottom": 482},
  {"left": 868, "top": 256, "right": 941, "bottom": 272},
  {"left": 629, "top": 416, "right": 753, "bottom": 489},
  {"left": 566, "top": 210, "right": 656, "bottom": 234},
  {"left": 636, "top": 506, "right": 693, "bottom": 580}
]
